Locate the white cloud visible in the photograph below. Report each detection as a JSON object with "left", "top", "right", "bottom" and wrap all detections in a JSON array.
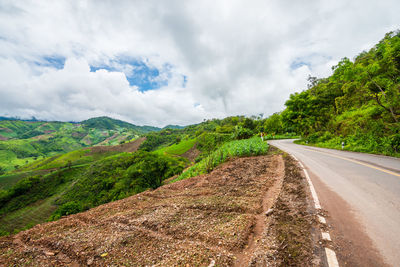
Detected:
[{"left": 0, "top": 0, "right": 399, "bottom": 126}]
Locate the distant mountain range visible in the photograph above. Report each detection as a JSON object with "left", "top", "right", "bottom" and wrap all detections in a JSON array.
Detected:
[
  {"left": 0, "top": 116, "right": 169, "bottom": 174},
  {"left": 0, "top": 116, "right": 185, "bottom": 131},
  {"left": 81, "top": 116, "right": 160, "bottom": 132}
]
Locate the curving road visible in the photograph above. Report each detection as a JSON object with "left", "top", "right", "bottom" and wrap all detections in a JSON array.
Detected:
[{"left": 268, "top": 139, "right": 400, "bottom": 266}]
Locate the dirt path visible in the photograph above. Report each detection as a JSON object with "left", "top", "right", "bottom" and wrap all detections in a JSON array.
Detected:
[
  {"left": 234, "top": 156, "right": 284, "bottom": 266},
  {"left": 89, "top": 137, "right": 146, "bottom": 153}
]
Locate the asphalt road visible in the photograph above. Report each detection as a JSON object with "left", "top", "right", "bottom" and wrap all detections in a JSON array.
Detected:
[{"left": 268, "top": 139, "right": 400, "bottom": 266}]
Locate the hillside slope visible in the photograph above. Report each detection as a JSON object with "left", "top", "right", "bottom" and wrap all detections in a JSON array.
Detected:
[
  {"left": 81, "top": 116, "right": 160, "bottom": 132},
  {"left": 0, "top": 117, "right": 159, "bottom": 173},
  {"left": 0, "top": 153, "right": 319, "bottom": 266}
]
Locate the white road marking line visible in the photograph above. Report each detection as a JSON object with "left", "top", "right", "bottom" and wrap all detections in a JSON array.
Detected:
[
  {"left": 302, "top": 166, "right": 321, "bottom": 209},
  {"left": 325, "top": 248, "right": 340, "bottom": 267},
  {"left": 287, "top": 152, "right": 340, "bottom": 267},
  {"left": 322, "top": 232, "right": 332, "bottom": 241}
]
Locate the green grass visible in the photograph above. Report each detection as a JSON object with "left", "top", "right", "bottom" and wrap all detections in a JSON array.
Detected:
[
  {"left": 0, "top": 130, "right": 15, "bottom": 139},
  {"left": 263, "top": 134, "right": 300, "bottom": 140},
  {"left": 0, "top": 196, "right": 58, "bottom": 235},
  {"left": 155, "top": 139, "right": 196, "bottom": 156},
  {"left": 171, "top": 137, "right": 269, "bottom": 183},
  {"left": 0, "top": 170, "right": 49, "bottom": 190},
  {"left": 0, "top": 167, "right": 83, "bottom": 235},
  {"left": 0, "top": 149, "right": 38, "bottom": 173},
  {"left": 0, "top": 120, "right": 147, "bottom": 174},
  {"left": 0, "top": 167, "right": 85, "bottom": 235},
  {"left": 21, "top": 148, "right": 120, "bottom": 171},
  {"left": 37, "top": 149, "right": 89, "bottom": 169}
]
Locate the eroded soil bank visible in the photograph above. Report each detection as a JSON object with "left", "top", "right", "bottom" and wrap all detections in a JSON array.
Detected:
[{"left": 0, "top": 152, "right": 319, "bottom": 266}]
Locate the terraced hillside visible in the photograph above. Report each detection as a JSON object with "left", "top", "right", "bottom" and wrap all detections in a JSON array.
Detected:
[{"left": 0, "top": 117, "right": 159, "bottom": 173}]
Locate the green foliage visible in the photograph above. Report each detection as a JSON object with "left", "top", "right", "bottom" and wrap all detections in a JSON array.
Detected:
[
  {"left": 0, "top": 150, "right": 186, "bottom": 233},
  {"left": 263, "top": 113, "right": 284, "bottom": 134},
  {"left": 82, "top": 116, "right": 160, "bottom": 132},
  {"left": 279, "top": 31, "right": 400, "bottom": 156},
  {"left": 155, "top": 138, "right": 196, "bottom": 155},
  {"left": 139, "top": 129, "right": 180, "bottom": 151},
  {"left": 50, "top": 201, "right": 81, "bottom": 219},
  {"left": 263, "top": 133, "right": 299, "bottom": 140},
  {"left": 0, "top": 115, "right": 272, "bottom": 235},
  {"left": 196, "top": 132, "right": 232, "bottom": 153},
  {"left": 0, "top": 119, "right": 149, "bottom": 172},
  {"left": 0, "top": 168, "right": 76, "bottom": 216},
  {"left": 231, "top": 126, "right": 253, "bottom": 140},
  {"left": 52, "top": 151, "right": 185, "bottom": 217},
  {"left": 173, "top": 137, "right": 268, "bottom": 182}
]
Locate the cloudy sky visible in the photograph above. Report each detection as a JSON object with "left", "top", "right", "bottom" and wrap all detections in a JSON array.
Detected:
[{"left": 0, "top": 0, "right": 399, "bottom": 126}]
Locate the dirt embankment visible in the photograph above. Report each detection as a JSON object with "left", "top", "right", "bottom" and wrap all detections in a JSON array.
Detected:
[
  {"left": 180, "top": 143, "right": 201, "bottom": 162},
  {"left": 89, "top": 137, "right": 146, "bottom": 153},
  {"left": 0, "top": 152, "right": 318, "bottom": 266}
]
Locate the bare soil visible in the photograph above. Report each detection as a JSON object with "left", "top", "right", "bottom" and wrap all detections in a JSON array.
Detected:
[
  {"left": 180, "top": 143, "right": 201, "bottom": 162},
  {"left": 0, "top": 153, "right": 318, "bottom": 266},
  {"left": 96, "top": 133, "right": 119, "bottom": 145},
  {"left": 246, "top": 153, "right": 317, "bottom": 266},
  {"left": 89, "top": 137, "right": 146, "bottom": 153}
]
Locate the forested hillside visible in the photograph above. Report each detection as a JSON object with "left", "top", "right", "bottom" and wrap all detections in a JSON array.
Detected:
[{"left": 263, "top": 31, "right": 400, "bottom": 156}]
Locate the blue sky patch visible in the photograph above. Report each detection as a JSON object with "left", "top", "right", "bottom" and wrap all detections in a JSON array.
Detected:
[
  {"left": 290, "top": 60, "right": 311, "bottom": 70},
  {"left": 182, "top": 75, "right": 188, "bottom": 88},
  {"left": 90, "top": 58, "right": 171, "bottom": 92},
  {"left": 35, "top": 56, "right": 66, "bottom": 69}
]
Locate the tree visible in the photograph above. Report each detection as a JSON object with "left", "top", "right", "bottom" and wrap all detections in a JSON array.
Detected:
[{"left": 263, "top": 113, "right": 283, "bottom": 134}]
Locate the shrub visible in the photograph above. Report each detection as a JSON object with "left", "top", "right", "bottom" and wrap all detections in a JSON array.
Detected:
[
  {"left": 232, "top": 126, "right": 253, "bottom": 140},
  {"left": 51, "top": 201, "right": 82, "bottom": 220},
  {"left": 174, "top": 137, "right": 268, "bottom": 182}
]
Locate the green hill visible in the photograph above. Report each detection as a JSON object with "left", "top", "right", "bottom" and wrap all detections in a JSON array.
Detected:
[
  {"left": 0, "top": 117, "right": 161, "bottom": 173},
  {"left": 162, "top": 124, "right": 185, "bottom": 130},
  {"left": 81, "top": 116, "right": 160, "bottom": 132}
]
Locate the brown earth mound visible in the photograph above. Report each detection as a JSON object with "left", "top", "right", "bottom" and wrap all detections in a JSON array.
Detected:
[
  {"left": 180, "top": 143, "right": 201, "bottom": 162},
  {"left": 0, "top": 127, "right": 12, "bottom": 132},
  {"left": 89, "top": 137, "right": 146, "bottom": 153},
  {"left": 96, "top": 133, "right": 119, "bottom": 145},
  {"left": 0, "top": 153, "right": 317, "bottom": 266}
]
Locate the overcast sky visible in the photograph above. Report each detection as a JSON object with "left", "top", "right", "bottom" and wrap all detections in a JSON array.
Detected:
[{"left": 0, "top": 0, "right": 399, "bottom": 127}]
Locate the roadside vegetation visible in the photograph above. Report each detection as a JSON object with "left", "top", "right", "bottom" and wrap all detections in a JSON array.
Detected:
[
  {"left": 173, "top": 137, "right": 269, "bottom": 182},
  {"left": 261, "top": 31, "right": 400, "bottom": 157}
]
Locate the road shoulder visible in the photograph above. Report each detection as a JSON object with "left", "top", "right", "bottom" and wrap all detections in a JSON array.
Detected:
[{"left": 309, "top": 169, "right": 389, "bottom": 266}]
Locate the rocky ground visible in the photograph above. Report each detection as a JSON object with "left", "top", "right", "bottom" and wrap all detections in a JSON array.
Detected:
[{"left": 0, "top": 151, "right": 321, "bottom": 266}]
